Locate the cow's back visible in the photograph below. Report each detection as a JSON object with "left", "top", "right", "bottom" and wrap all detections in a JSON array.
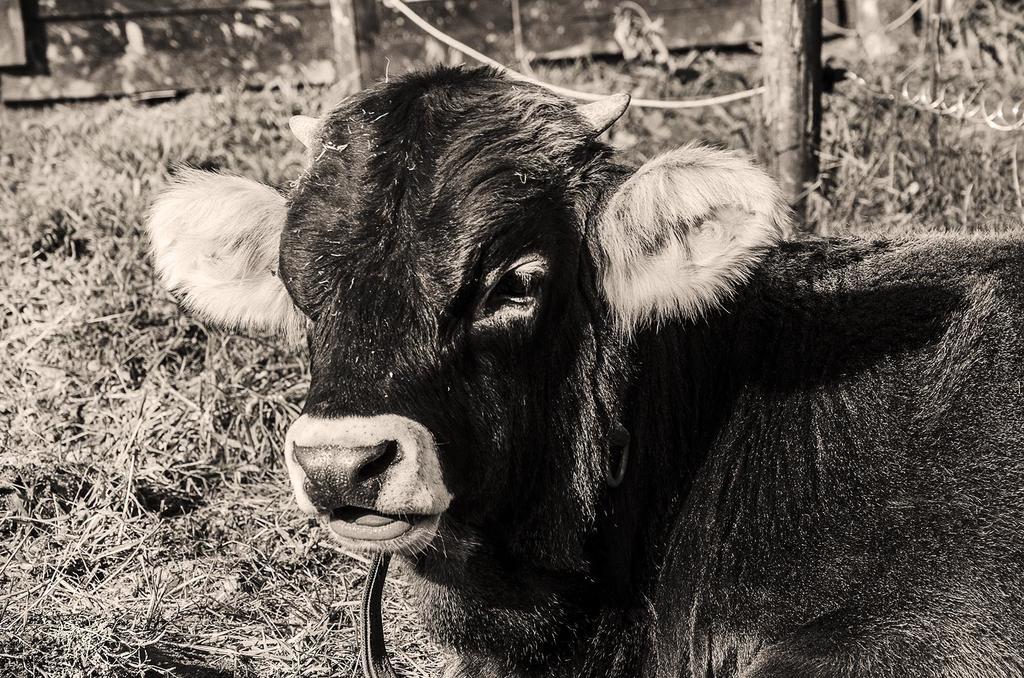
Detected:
[{"left": 651, "top": 233, "right": 1024, "bottom": 678}]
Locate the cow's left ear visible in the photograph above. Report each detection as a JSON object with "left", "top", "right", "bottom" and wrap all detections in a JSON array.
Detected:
[
  {"left": 597, "top": 144, "right": 790, "bottom": 331},
  {"left": 146, "top": 169, "right": 307, "bottom": 343}
]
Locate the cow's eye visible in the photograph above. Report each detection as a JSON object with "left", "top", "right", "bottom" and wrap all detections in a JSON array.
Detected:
[
  {"left": 491, "top": 268, "right": 539, "bottom": 305},
  {"left": 477, "top": 259, "right": 547, "bottom": 322}
]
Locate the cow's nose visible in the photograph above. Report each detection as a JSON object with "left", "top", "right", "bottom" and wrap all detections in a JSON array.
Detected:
[{"left": 292, "top": 440, "right": 399, "bottom": 510}]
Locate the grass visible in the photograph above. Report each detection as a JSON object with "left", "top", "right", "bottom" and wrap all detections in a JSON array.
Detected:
[
  {"left": 0, "top": 85, "right": 441, "bottom": 677},
  {"left": 1, "top": 9, "right": 1023, "bottom": 676}
]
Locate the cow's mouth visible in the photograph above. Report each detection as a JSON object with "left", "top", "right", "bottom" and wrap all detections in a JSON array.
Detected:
[{"left": 326, "top": 506, "right": 438, "bottom": 549}]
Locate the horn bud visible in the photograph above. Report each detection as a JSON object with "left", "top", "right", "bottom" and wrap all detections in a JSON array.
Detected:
[
  {"left": 577, "top": 94, "right": 631, "bottom": 135},
  {"left": 288, "top": 115, "right": 320, "bottom": 149}
]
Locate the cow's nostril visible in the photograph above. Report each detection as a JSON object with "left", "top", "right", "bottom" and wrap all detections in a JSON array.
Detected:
[
  {"left": 292, "top": 438, "right": 402, "bottom": 512},
  {"left": 357, "top": 439, "right": 399, "bottom": 482}
]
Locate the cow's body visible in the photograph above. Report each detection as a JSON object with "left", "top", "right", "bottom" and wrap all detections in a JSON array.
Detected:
[
  {"left": 147, "top": 67, "right": 1024, "bottom": 677},
  {"left": 656, "top": 237, "right": 1024, "bottom": 678},
  {"left": 410, "top": 235, "right": 1024, "bottom": 678}
]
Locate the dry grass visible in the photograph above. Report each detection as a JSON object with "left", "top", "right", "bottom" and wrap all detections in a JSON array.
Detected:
[
  {"left": 2, "top": 9, "right": 1022, "bottom": 676},
  {"left": 0, "top": 85, "right": 444, "bottom": 677}
]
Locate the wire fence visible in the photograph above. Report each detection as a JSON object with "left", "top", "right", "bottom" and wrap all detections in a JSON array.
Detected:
[
  {"left": 384, "top": 0, "right": 1024, "bottom": 134},
  {"left": 845, "top": 70, "right": 1024, "bottom": 132},
  {"left": 384, "top": 0, "right": 765, "bottom": 108}
]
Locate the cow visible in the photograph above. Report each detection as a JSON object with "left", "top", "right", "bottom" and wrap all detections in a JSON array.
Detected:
[{"left": 146, "top": 66, "right": 1024, "bottom": 678}]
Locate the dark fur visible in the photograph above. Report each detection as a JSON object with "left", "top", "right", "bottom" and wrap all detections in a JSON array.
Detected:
[{"left": 280, "top": 67, "right": 1024, "bottom": 677}]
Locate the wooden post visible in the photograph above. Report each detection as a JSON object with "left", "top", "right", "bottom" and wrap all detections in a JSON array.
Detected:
[
  {"left": 0, "top": 0, "right": 26, "bottom": 68},
  {"left": 329, "top": 0, "right": 364, "bottom": 92},
  {"left": 759, "top": 0, "right": 822, "bottom": 230},
  {"left": 922, "top": 0, "right": 948, "bottom": 148},
  {"left": 858, "top": 0, "right": 896, "bottom": 61}
]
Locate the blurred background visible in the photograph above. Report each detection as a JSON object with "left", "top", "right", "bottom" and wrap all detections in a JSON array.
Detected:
[{"left": 1, "top": 1, "right": 1023, "bottom": 676}]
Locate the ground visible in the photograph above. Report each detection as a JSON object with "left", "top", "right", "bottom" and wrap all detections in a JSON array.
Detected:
[{"left": 1, "top": 7, "right": 1023, "bottom": 677}]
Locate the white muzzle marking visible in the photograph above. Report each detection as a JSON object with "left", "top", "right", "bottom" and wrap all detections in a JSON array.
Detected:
[{"left": 284, "top": 414, "right": 452, "bottom": 517}]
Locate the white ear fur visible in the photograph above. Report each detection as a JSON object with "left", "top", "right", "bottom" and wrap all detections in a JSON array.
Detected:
[
  {"left": 146, "top": 169, "right": 307, "bottom": 343},
  {"left": 599, "top": 144, "right": 789, "bottom": 331}
]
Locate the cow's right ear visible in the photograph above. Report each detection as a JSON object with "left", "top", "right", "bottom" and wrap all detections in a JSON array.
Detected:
[
  {"left": 596, "top": 144, "right": 789, "bottom": 332},
  {"left": 146, "top": 170, "right": 307, "bottom": 343}
]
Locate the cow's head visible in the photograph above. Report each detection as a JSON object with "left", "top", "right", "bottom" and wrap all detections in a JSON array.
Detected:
[{"left": 147, "top": 67, "right": 787, "bottom": 564}]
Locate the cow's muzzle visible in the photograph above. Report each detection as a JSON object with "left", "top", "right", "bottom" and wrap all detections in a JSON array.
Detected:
[{"left": 285, "top": 414, "right": 452, "bottom": 554}]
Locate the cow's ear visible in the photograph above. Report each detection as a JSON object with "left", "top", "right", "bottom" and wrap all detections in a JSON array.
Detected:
[
  {"left": 597, "top": 144, "right": 789, "bottom": 331},
  {"left": 146, "top": 169, "right": 307, "bottom": 343}
]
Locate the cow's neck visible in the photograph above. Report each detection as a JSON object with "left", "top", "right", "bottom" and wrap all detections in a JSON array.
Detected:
[
  {"left": 574, "top": 277, "right": 776, "bottom": 675},
  {"left": 400, "top": 313, "right": 753, "bottom": 677}
]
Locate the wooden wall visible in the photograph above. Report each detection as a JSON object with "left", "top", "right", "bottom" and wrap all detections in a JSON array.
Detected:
[
  {"left": 1, "top": 0, "right": 338, "bottom": 101},
  {"left": 2, "top": 0, "right": 880, "bottom": 102},
  {"left": 524, "top": 0, "right": 808, "bottom": 60},
  {"left": 343, "top": 0, "right": 514, "bottom": 81},
  {"left": 350, "top": 0, "right": 854, "bottom": 81}
]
